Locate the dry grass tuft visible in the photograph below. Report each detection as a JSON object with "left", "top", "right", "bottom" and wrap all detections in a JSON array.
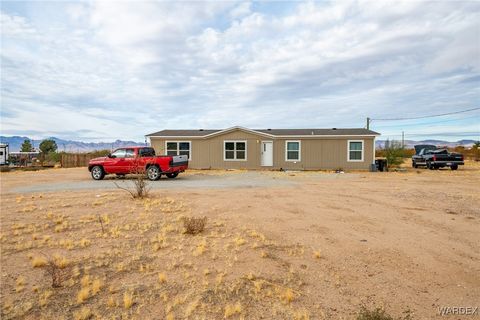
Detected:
[
  {"left": 80, "top": 275, "right": 90, "bottom": 287},
  {"left": 53, "top": 255, "right": 69, "bottom": 268},
  {"left": 15, "top": 276, "right": 26, "bottom": 292},
  {"left": 31, "top": 256, "right": 47, "bottom": 268},
  {"left": 38, "top": 290, "right": 52, "bottom": 307},
  {"left": 91, "top": 278, "right": 102, "bottom": 295},
  {"left": 194, "top": 239, "right": 207, "bottom": 256},
  {"left": 74, "top": 307, "right": 93, "bottom": 320},
  {"left": 224, "top": 302, "right": 242, "bottom": 318},
  {"left": 77, "top": 287, "right": 90, "bottom": 304},
  {"left": 107, "top": 296, "right": 116, "bottom": 307},
  {"left": 183, "top": 216, "right": 207, "bottom": 235},
  {"left": 234, "top": 236, "right": 246, "bottom": 246},
  {"left": 281, "top": 288, "right": 295, "bottom": 304},
  {"left": 294, "top": 309, "right": 310, "bottom": 320},
  {"left": 158, "top": 272, "right": 167, "bottom": 284},
  {"left": 123, "top": 291, "right": 134, "bottom": 309}
]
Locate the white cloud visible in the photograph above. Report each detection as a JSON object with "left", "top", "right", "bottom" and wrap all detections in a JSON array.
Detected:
[
  {"left": 0, "top": 12, "right": 36, "bottom": 37},
  {"left": 229, "top": 2, "right": 251, "bottom": 19},
  {"left": 1, "top": 1, "right": 479, "bottom": 141}
]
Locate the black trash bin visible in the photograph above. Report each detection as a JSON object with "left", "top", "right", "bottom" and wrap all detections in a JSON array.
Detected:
[{"left": 375, "top": 159, "right": 388, "bottom": 172}]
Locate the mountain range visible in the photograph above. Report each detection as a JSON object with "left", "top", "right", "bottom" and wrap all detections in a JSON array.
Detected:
[
  {"left": 0, "top": 136, "right": 477, "bottom": 152},
  {"left": 0, "top": 136, "right": 145, "bottom": 152},
  {"left": 375, "top": 139, "right": 477, "bottom": 149}
]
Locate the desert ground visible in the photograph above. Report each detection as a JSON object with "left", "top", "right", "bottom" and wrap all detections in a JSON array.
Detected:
[{"left": 0, "top": 163, "right": 479, "bottom": 320}]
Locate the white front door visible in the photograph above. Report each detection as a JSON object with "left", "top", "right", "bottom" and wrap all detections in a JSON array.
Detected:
[{"left": 261, "top": 141, "right": 273, "bottom": 166}]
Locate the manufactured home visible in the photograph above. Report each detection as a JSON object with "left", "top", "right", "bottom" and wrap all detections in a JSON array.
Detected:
[{"left": 146, "top": 126, "right": 380, "bottom": 170}]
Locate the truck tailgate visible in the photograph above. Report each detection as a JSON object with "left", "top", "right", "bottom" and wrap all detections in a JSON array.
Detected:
[
  {"left": 435, "top": 154, "right": 463, "bottom": 161},
  {"left": 171, "top": 155, "right": 188, "bottom": 166}
]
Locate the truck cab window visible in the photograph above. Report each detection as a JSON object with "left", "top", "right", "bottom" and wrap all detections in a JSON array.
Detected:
[
  {"left": 111, "top": 149, "right": 126, "bottom": 158},
  {"left": 125, "top": 149, "right": 135, "bottom": 158},
  {"left": 139, "top": 148, "right": 156, "bottom": 157}
]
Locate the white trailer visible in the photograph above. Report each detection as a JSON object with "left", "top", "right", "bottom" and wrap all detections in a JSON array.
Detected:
[{"left": 0, "top": 143, "right": 9, "bottom": 165}]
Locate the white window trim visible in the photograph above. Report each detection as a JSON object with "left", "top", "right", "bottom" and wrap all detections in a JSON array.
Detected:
[
  {"left": 285, "top": 140, "right": 301, "bottom": 162},
  {"left": 347, "top": 140, "right": 364, "bottom": 162},
  {"left": 223, "top": 140, "right": 247, "bottom": 161},
  {"left": 165, "top": 141, "right": 192, "bottom": 160}
]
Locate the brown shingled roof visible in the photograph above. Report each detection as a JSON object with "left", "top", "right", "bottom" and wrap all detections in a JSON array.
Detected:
[{"left": 255, "top": 128, "right": 380, "bottom": 136}]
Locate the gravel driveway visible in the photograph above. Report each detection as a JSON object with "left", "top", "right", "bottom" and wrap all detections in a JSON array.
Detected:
[{"left": 7, "top": 170, "right": 356, "bottom": 194}]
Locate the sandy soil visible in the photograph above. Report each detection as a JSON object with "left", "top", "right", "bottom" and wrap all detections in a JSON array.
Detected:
[{"left": 0, "top": 163, "right": 479, "bottom": 319}]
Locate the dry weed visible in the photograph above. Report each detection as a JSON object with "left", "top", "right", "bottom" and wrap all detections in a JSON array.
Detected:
[{"left": 183, "top": 216, "right": 207, "bottom": 235}]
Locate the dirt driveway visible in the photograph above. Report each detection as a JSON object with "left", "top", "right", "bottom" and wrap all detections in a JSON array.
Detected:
[
  {"left": 1, "top": 164, "right": 479, "bottom": 319},
  {"left": 1, "top": 168, "right": 356, "bottom": 194}
]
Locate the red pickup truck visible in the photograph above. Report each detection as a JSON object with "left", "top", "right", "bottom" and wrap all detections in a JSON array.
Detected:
[{"left": 88, "top": 146, "right": 188, "bottom": 181}]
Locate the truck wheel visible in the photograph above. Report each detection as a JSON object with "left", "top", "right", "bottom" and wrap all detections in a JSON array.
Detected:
[
  {"left": 147, "top": 166, "right": 161, "bottom": 181},
  {"left": 91, "top": 166, "right": 105, "bottom": 180},
  {"left": 451, "top": 165, "right": 458, "bottom": 170},
  {"left": 412, "top": 161, "right": 418, "bottom": 168},
  {"left": 166, "top": 172, "right": 179, "bottom": 179}
]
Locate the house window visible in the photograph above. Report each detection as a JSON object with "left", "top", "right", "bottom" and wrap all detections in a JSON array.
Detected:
[
  {"left": 285, "top": 141, "right": 301, "bottom": 161},
  {"left": 224, "top": 141, "right": 246, "bottom": 161},
  {"left": 166, "top": 141, "right": 191, "bottom": 159},
  {"left": 348, "top": 140, "right": 364, "bottom": 161}
]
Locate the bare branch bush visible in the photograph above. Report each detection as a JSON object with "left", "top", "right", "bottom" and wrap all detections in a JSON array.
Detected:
[
  {"left": 114, "top": 160, "right": 151, "bottom": 199},
  {"left": 183, "top": 216, "right": 207, "bottom": 235},
  {"left": 97, "top": 213, "right": 105, "bottom": 234},
  {"left": 40, "top": 253, "right": 72, "bottom": 288}
]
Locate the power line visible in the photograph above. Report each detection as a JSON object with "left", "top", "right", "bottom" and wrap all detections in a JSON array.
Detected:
[
  {"left": 380, "top": 131, "right": 479, "bottom": 137},
  {"left": 373, "top": 115, "right": 478, "bottom": 127},
  {"left": 371, "top": 107, "right": 480, "bottom": 121}
]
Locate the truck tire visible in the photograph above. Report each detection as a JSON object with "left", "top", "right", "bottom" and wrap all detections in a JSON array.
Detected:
[
  {"left": 451, "top": 164, "right": 458, "bottom": 170},
  {"left": 427, "top": 161, "right": 433, "bottom": 170},
  {"left": 412, "top": 161, "right": 418, "bottom": 168},
  {"left": 91, "top": 166, "right": 105, "bottom": 180},
  {"left": 147, "top": 165, "right": 161, "bottom": 181},
  {"left": 166, "top": 172, "right": 179, "bottom": 179}
]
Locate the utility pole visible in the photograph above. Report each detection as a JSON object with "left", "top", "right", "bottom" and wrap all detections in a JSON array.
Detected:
[
  {"left": 366, "top": 117, "right": 370, "bottom": 130},
  {"left": 402, "top": 131, "right": 405, "bottom": 148}
]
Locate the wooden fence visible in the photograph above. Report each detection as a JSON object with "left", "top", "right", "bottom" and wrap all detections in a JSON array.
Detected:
[{"left": 61, "top": 153, "right": 101, "bottom": 168}]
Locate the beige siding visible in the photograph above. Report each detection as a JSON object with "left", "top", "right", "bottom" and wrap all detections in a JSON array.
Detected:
[
  {"left": 274, "top": 137, "right": 374, "bottom": 170},
  {"left": 149, "top": 129, "right": 375, "bottom": 170}
]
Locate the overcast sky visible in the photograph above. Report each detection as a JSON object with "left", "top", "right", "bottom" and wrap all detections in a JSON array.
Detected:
[{"left": 1, "top": 0, "right": 479, "bottom": 142}]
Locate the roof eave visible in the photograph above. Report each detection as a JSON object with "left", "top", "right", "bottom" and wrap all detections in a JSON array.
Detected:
[{"left": 147, "top": 134, "right": 380, "bottom": 139}]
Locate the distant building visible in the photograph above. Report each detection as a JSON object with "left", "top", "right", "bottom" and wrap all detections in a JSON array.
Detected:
[{"left": 0, "top": 143, "right": 9, "bottom": 165}]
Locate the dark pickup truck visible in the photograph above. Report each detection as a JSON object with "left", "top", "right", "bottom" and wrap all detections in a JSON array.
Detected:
[{"left": 412, "top": 145, "right": 464, "bottom": 170}]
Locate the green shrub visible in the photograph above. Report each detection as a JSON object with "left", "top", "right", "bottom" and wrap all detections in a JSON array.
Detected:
[{"left": 383, "top": 139, "right": 405, "bottom": 168}]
